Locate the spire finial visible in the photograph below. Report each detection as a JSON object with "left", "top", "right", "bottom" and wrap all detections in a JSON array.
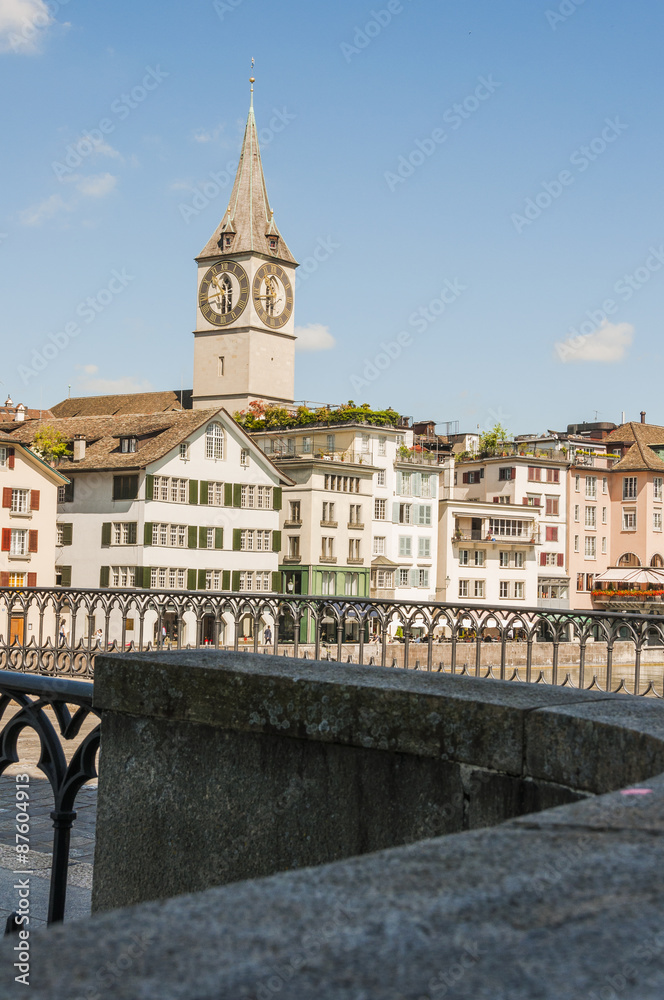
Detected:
[{"left": 250, "top": 57, "right": 255, "bottom": 110}]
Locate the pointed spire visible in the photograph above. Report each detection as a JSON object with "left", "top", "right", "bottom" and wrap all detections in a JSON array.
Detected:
[{"left": 197, "top": 79, "right": 297, "bottom": 265}]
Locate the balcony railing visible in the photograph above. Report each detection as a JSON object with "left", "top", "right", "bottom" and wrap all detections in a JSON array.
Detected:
[{"left": 452, "top": 532, "right": 540, "bottom": 544}]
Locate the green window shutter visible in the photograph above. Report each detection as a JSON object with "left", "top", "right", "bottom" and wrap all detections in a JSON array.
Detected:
[
  {"left": 145, "top": 474, "right": 154, "bottom": 501},
  {"left": 272, "top": 530, "right": 281, "bottom": 553},
  {"left": 395, "top": 472, "right": 402, "bottom": 494},
  {"left": 392, "top": 503, "right": 400, "bottom": 523},
  {"left": 60, "top": 566, "right": 72, "bottom": 587},
  {"left": 187, "top": 568, "right": 197, "bottom": 592},
  {"left": 199, "top": 526, "right": 207, "bottom": 549},
  {"left": 128, "top": 522, "right": 137, "bottom": 544},
  {"left": 101, "top": 523, "right": 111, "bottom": 546},
  {"left": 233, "top": 484, "right": 242, "bottom": 508},
  {"left": 144, "top": 522, "right": 153, "bottom": 546},
  {"left": 272, "top": 572, "right": 282, "bottom": 593},
  {"left": 214, "top": 527, "right": 223, "bottom": 549},
  {"left": 62, "top": 523, "right": 73, "bottom": 546},
  {"left": 222, "top": 570, "right": 230, "bottom": 591},
  {"left": 224, "top": 483, "right": 233, "bottom": 507},
  {"left": 189, "top": 480, "right": 199, "bottom": 505},
  {"left": 100, "top": 566, "right": 110, "bottom": 588},
  {"left": 197, "top": 569, "right": 206, "bottom": 591},
  {"left": 233, "top": 528, "right": 242, "bottom": 551},
  {"left": 199, "top": 481, "right": 209, "bottom": 506},
  {"left": 188, "top": 525, "right": 198, "bottom": 549},
  {"left": 273, "top": 487, "right": 282, "bottom": 511},
  {"left": 135, "top": 566, "right": 145, "bottom": 588},
  {"left": 231, "top": 570, "right": 241, "bottom": 592}
]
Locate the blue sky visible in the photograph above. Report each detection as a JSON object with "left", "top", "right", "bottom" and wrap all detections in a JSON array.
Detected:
[{"left": 1, "top": 0, "right": 664, "bottom": 435}]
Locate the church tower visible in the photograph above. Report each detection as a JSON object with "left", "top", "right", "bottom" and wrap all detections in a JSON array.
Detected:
[{"left": 192, "top": 80, "right": 298, "bottom": 412}]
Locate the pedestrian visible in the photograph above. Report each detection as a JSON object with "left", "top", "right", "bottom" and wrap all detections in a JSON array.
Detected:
[
  {"left": 59, "top": 619, "right": 68, "bottom": 645},
  {"left": 264, "top": 624, "right": 272, "bottom": 645}
]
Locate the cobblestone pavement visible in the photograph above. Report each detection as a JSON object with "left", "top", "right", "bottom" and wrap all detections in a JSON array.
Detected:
[{"left": 0, "top": 708, "right": 98, "bottom": 927}]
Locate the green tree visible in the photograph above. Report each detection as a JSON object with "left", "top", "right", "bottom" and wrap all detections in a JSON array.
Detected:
[
  {"left": 478, "top": 423, "right": 510, "bottom": 453},
  {"left": 31, "top": 426, "right": 71, "bottom": 463}
]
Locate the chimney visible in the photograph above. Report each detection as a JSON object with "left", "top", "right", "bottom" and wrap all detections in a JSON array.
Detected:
[
  {"left": 641, "top": 411, "right": 646, "bottom": 424},
  {"left": 15, "top": 404, "right": 25, "bottom": 423},
  {"left": 73, "top": 435, "right": 86, "bottom": 461}
]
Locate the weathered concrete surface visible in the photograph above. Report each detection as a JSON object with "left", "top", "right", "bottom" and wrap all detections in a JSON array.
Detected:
[
  {"left": 91, "top": 652, "right": 660, "bottom": 914},
  {"left": 4, "top": 787, "right": 664, "bottom": 998}
]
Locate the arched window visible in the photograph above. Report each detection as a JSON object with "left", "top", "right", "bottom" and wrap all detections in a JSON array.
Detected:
[
  {"left": 651, "top": 554, "right": 664, "bottom": 568},
  {"left": 205, "top": 422, "right": 224, "bottom": 460},
  {"left": 617, "top": 552, "right": 641, "bottom": 567}
]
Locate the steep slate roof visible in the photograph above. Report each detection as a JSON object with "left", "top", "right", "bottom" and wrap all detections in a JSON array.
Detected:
[
  {"left": 609, "top": 422, "right": 664, "bottom": 473},
  {"left": 197, "top": 90, "right": 297, "bottom": 265},
  {"left": 51, "top": 390, "right": 192, "bottom": 418}
]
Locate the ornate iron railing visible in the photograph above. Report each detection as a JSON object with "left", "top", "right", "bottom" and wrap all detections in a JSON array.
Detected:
[
  {"left": 0, "top": 671, "right": 99, "bottom": 927},
  {"left": 0, "top": 587, "right": 664, "bottom": 695}
]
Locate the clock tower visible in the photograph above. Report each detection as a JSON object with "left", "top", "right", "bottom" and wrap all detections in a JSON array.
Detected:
[{"left": 192, "top": 80, "right": 298, "bottom": 412}]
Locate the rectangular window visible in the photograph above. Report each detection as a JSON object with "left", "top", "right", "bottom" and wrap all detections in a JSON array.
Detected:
[
  {"left": 585, "top": 476, "right": 597, "bottom": 499},
  {"left": 545, "top": 526, "right": 558, "bottom": 542},
  {"left": 623, "top": 508, "right": 637, "bottom": 530},
  {"left": 602, "top": 477, "right": 608, "bottom": 494},
  {"left": 574, "top": 534, "right": 579, "bottom": 553},
  {"left": 373, "top": 536, "right": 386, "bottom": 556},
  {"left": 326, "top": 434, "right": 335, "bottom": 453},
  {"left": 545, "top": 497, "right": 559, "bottom": 517},
  {"left": 378, "top": 437, "right": 386, "bottom": 457},
  {"left": 527, "top": 467, "right": 542, "bottom": 482},
  {"left": 421, "top": 475, "right": 432, "bottom": 498},
  {"left": 417, "top": 505, "right": 432, "bottom": 526},
  {"left": 499, "top": 581, "right": 509, "bottom": 599},
  {"left": 288, "top": 536, "right": 300, "bottom": 558},
  {"left": 418, "top": 537, "right": 431, "bottom": 558},
  {"left": 120, "top": 437, "right": 137, "bottom": 454},
  {"left": 585, "top": 507, "right": 596, "bottom": 528},
  {"left": 545, "top": 468, "right": 560, "bottom": 484},
  {"left": 489, "top": 519, "right": 528, "bottom": 537},
  {"left": 459, "top": 550, "right": 469, "bottom": 566},
  {"left": 602, "top": 506, "right": 607, "bottom": 524},
  {"left": 514, "top": 581, "right": 524, "bottom": 599},
  {"left": 655, "top": 511, "right": 663, "bottom": 532},
  {"left": 349, "top": 504, "right": 362, "bottom": 524},
  {"left": 302, "top": 436, "right": 312, "bottom": 454},
  {"left": 217, "top": 356, "right": 224, "bottom": 377},
  {"left": 585, "top": 536, "right": 596, "bottom": 559},
  {"left": 398, "top": 536, "right": 412, "bottom": 557},
  {"left": 401, "top": 472, "right": 412, "bottom": 496},
  {"left": 321, "top": 537, "right": 334, "bottom": 559},
  {"left": 10, "top": 529, "right": 27, "bottom": 556},
  {"left": 375, "top": 569, "right": 393, "bottom": 590},
  {"left": 499, "top": 551, "right": 509, "bottom": 567},
  {"left": 179, "top": 442, "right": 189, "bottom": 461},
  {"left": 623, "top": 477, "right": 638, "bottom": 500},
  {"left": 10, "top": 489, "right": 29, "bottom": 513},
  {"left": 655, "top": 478, "right": 663, "bottom": 501},
  {"left": 498, "top": 468, "right": 514, "bottom": 481},
  {"left": 602, "top": 536, "right": 608, "bottom": 552},
  {"left": 361, "top": 433, "right": 370, "bottom": 454},
  {"left": 374, "top": 498, "right": 386, "bottom": 520},
  {"left": 575, "top": 475, "right": 580, "bottom": 493},
  {"left": 458, "top": 580, "right": 469, "bottom": 598},
  {"left": 240, "top": 449, "right": 249, "bottom": 467},
  {"left": 376, "top": 469, "right": 386, "bottom": 487},
  {"left": 289, "top": 500, "right": 301, "bottom": 523},
  {"left": 349, "top": 538, "right": 361, "bottom": 561},
  {"left": 399, "top": 504, "right": 411, "bottom": 524},
  {"left": 577, "top": 572, "right": 585, "bottom": 592},
  {"left": 113, "top": 475, "right": 139, "bottom": 501},
  {"left": 473, "top": 550, "right": 485, "bottom": 567},
  {"left": 257, "top": 486, "right": 272, "bottom": 508},
  {"left": 399, "top": 568, "right": 410, "bottom": 587},
  {"left": 574, "top": 505, "right": 580, "bottom": 522},
  {"left": 417, "top": 568, "right": 429, "bottom": 588},
  {"left": 514, "top": 551, "right": 525, "bottom": 568}
]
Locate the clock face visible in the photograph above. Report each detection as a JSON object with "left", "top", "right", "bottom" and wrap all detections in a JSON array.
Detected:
[
  {"left": 252, "top": 262, "right": 294, "bottom": 329},
  {"left": 199, "top": 261, "right": 250, "bottom": 327}
]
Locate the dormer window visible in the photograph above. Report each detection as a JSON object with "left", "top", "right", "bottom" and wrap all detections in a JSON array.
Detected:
[
  {"left": 120, "top": 437, "right": 137, "bottom": 454},
  {"left": 268, "top": 237, "right": 278, "bottom": 251},
  {"left": 224, "top": 235, "right": 233, "bottom": 248}
]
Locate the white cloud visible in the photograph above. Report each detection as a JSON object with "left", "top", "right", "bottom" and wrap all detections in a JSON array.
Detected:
[
  {"left": 19, "top": 193, "right": 68, "bottom": 226},
  {"left": 193, "top": 125, "right": 225, "bottom": 144},
  {"left": 555, "top": 321, "right": 635, "bottom": 364},
  {"left": 74, "top": 172, "right": 117, "bottom": 198},
  {"left": 19, "top": 173, "right": 117, "bottom": 225},
  {"left": 294, "top": 323, "right": 336, "bottom": 353},
  {"left": 0, "top": 0, "right": 54, "bottom": 54},
  {"left": 76, "top": 373, "right": 154, "bottom": 395}
]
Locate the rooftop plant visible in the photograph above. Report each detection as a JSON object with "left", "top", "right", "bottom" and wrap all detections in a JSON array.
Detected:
[{"left": 234, "top": 400, "right": 402, "bottom": 432}]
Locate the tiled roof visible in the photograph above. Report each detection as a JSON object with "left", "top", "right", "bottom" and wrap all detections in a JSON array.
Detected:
[
  {"left": 610, "top": 423, "right": 664, "bottom": 472},
  {"left": 604, "top": 421, "right": 664, "bottom": 447},
  {"left": 0, "top": 407, "right": 54, "bottom": 422},
  {"left": 51, "top": 390, "right": 192, "bottom": 418},
  {"left": 197, "top": 97, "right": 297, "bottom": 266},
  {"left": 6, "top": 410, "right": 222, "bottom": 472}
]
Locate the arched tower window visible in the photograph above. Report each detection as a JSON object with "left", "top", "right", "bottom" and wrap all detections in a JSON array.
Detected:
[
  {"left": 651, "top": 554, "right": 664, "bottom": 568},
  {"left": 205, "top": 422, "right": 224, "bottom": 460}
]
